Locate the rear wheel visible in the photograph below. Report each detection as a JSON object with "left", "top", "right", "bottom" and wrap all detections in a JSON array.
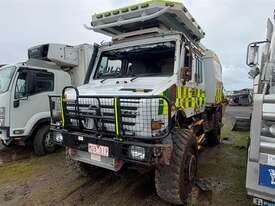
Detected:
[
  {"left": 155, "top": 128, "right": 198, "bottom": 205},
  {"left": 65, "top": 148, "right": 93, "bottom": 177},
  {"left": 33, "top": 125, "right": 56, "bottom": 156}
]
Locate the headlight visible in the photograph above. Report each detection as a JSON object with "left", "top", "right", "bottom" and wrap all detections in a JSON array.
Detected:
[{"left": 129, "top": 146, "right": 146, "bottom": 161}]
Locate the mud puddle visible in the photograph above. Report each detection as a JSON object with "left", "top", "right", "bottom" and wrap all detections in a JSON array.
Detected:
[{"left": 0, "top": 144, "right": 33, "bottom": 165}]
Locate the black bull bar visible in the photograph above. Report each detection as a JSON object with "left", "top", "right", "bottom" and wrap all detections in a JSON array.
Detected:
[{"left": 49, "top": 87, "right": 172, "bottom": 141}]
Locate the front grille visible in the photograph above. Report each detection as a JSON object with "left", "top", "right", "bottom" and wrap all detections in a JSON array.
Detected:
[{"left": 49, "top": 92, "right": 171, "bottom": 140}]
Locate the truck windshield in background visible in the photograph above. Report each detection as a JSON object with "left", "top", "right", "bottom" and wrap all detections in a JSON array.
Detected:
[
  {"left": 0, "top": 66, "right": 16, "bottom": 93},
  {"left": 94, "top": 42, "right": 175, "bottom": 80}
]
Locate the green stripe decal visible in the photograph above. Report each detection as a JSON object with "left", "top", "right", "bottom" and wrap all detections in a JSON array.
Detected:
[
  {"left": 114, "top": 97, "right": 119, "bottom": 136},
  {"left": 95, "top": 0, "right": 181, "bottom": 17}
]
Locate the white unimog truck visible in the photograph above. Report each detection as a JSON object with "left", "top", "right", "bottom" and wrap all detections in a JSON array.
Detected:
[
  {"left": 246, "top": 10, "right": 275, "bottom": 205},
  {"left": 0, "top": 43, "right": 96, "bottom": 155},
  {"left": 50, "top": 1, "right": 224, "bottom": 204}
]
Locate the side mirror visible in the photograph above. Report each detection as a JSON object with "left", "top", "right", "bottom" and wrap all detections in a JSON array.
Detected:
[
  {"left": 246, "top": 43, "right": 259, "bottom": 67},
  {"left": 181, "top": 67, "right": 192, "bottom": 82}
]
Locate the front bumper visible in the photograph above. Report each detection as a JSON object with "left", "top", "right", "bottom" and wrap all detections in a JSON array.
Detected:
[{"left": 53, "top": 128, "right": 171, "bottom": 166}]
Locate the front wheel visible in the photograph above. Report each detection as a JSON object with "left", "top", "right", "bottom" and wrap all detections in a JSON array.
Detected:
[
  {"left": 155, "top": 128, "right": 198, "bottom": 205},
  {"left": 33, "top": 125, "right": 56, "bottom": 156}
]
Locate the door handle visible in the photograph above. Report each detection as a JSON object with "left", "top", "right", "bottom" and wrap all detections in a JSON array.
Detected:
[{"left": 14, "top": 100, "right": 20, "bottom": 108}]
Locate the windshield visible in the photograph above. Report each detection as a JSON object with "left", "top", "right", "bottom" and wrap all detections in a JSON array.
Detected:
[
  {"left": 0, "top": 66, "right": 16, "bottom": 93},
  {"left": 94, "top": 42, "right": 175, "bottom": 80}
]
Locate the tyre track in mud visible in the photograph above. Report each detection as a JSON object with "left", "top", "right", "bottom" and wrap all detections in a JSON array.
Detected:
[
  {"left": 0, "top": 144, "right": 33, "bottom": 164},
  {"left": 0, "top": 145, "right": 212, "bottom": 206},
  {"left": 58, "top": 168, "right": 170, "bottom": 206},
  {"left": 0, "top": 106, "right": 249, "bottom": 206}
]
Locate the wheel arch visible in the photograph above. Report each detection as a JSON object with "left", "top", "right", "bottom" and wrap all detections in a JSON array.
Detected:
[{"left": 29, "top": 117, "right": 51, "bottom": 140}]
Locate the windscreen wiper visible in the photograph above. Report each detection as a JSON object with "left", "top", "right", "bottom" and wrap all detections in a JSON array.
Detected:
[
  {"left": 130, "top": 73, "right": 163, "bottom": 82},
  {"left": 100, "top": 77, "right": 109, "bottom": 83},
  {"left": 100, "top": 73, "right": 122, "bottom": 83}
]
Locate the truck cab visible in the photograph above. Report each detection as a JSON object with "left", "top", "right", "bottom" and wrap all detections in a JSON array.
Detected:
[
  {"left": 0, "top": 43, "right": 95, "bottom": 155},
  {"left": 246, "top": 11, "right": 275, "bottom": 205},
  {"left": 50, "top": 1, "right": 224, "bottom": 204}
]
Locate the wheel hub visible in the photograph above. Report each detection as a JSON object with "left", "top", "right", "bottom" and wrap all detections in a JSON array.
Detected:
[{"left": 45, "top": 132, "right": 54, "bottom": 149}]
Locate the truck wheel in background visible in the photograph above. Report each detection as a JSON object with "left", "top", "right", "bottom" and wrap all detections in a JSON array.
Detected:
[
  {"left": 65, "top": 148, "right": 93, "bottom": 177},
  {"left": 155, "top": 129, "right": 198, "bottom": 205},
  {"left": 33, "top": 125, "right": 56, "bottom": 156},
  {"left": 206, "top": 111, "right": 222, "bottom": 146}
]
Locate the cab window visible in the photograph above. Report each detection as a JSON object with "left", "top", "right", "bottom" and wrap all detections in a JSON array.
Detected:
[
  {"left": 15, "top": 71, "right": 27, "bottom": 99},
  {"left": 195, "top": 58, "right": 203, "bottom": 83},
  {"left": 14, "top": 69, "right": 54, "bottom": 99},
  {"left": 32, "top": 72, "right": 54, "bottom": 95},
  {"left": 94, "top": 42, "right": 175, "bottom": 80}
]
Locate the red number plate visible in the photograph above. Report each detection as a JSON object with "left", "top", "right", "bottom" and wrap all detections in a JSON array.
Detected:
[{"left": 88, "top": 143, "right": 109, "bottom": 157}]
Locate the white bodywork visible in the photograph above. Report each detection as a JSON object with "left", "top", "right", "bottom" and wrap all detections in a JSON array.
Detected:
[
  {"left": 203, "top": 50, "right": 223, "bottom": 104},
  {"left": 61, "top": 0, "right": 224, "bottom": 172},
  {"left": 0, "top": 44, "right": 94, "bottom": 143},
  {"left": 246, "top": 12, "right": 275, "bottom": 204},
  {"left": 66, "top": 34, "right": 222, "bottom": 119}
]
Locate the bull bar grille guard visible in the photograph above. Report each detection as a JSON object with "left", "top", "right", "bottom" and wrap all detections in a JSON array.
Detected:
[{"left": 49, "top": 87, "right": 172, "bottom": 141}]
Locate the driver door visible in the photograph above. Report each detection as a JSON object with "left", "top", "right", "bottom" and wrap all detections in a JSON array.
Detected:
[{"left": 10, "top": 68, "right": 54, "bottom": 137}]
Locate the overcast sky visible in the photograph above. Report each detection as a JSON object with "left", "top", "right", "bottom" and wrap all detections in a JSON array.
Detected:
[{"left": 0, "top": 0, "right": 274, "bottom": 90}]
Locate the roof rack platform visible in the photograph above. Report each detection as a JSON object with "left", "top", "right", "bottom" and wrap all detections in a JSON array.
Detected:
[{"left": 91, "top": 0, "right": 205, "bottom": 41}]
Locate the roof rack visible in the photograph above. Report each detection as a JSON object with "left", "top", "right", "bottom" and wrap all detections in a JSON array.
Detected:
[{"left": 91, "top": 0, "right": 205, "bottom": 42}]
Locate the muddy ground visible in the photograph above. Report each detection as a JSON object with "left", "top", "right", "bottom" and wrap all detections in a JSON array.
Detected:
[{"left": 0, "top": 106, "right": 252, "bottom": 206}]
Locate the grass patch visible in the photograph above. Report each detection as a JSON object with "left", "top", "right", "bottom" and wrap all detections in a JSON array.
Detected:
[
  {"left": 198, "top": 144, "right": 250, "bottom": 205},
  {"left": 222, "top": 118, "right": 250, "bottom": 148},
  {"left": 197, "top": 117, "right": 251, "bottom": 206},
  {"left": 0, "top": 161, "right": 36, "bottom": 184},
  {"left": 0, "top": 150, "right": 64, "bottom": 185}
]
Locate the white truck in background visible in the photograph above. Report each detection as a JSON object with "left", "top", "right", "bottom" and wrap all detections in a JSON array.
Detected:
[
  {"left": 0, "top": 43, "right": 96, "bottom": 155},
  {"left": 246, "top": 10, "right": 275, "bottom": 205}
]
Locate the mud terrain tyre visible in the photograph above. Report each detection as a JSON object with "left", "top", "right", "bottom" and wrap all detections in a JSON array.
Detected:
[
  {"left": 155, "top": 129, "right": 198, "bottom": 205},
  {"left": 65, "top": 148, "right": 93, "bottom": 177},
  {"left": 33, "top": 125, "right": 56, "bottom": 156}
]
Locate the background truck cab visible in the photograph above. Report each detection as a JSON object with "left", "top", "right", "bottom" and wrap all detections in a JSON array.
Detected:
[
  {"left": 246, "top": 10, "right": 275, "bottom": 205},
  {"left": 0, "top": 43, "right": 95, "bottom": 155}
]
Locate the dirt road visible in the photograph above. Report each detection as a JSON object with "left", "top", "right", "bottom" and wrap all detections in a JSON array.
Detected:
[{"left": 0, "top": 106, "right": 251, "bottom": 206}]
